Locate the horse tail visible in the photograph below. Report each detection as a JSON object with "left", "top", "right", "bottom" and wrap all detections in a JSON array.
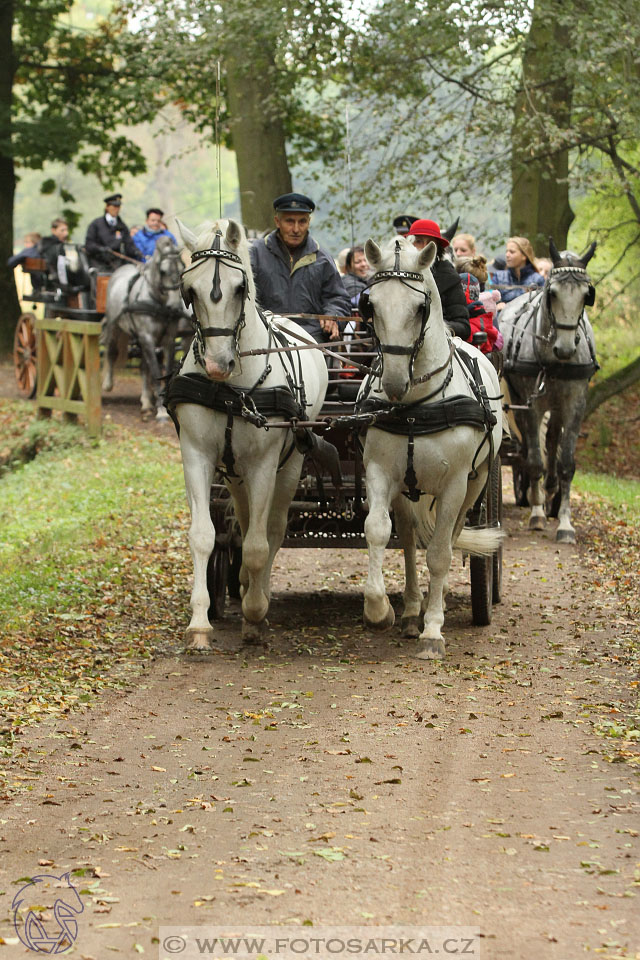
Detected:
[{"left": 414, "top": 500, "right": 504, "bottom": 555}]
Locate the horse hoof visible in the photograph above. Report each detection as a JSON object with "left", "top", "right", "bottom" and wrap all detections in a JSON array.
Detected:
[
  {"left": 529, "top": 516, "right": 545, "bottom": 531},
  {"left": 415, "top": 637, "right": 445, "bottom": 660},
  {"left": 156, "top": 410, "right": 169, "bottom": 423},
  {"left": 184, "top": 627, "right": 214, "bottom": 651},
  {"left": 401, "top": 615, "right": 422, "bottom": 639},
  {"left": 364, "top": 605, "right": 395, "bottom": 631},
  {"left": 141, "top": 409, "right": 156, "bottom": 422},
  {"left": 556, "top": 529, "right": 576, "bottom": 544},
  {"left": 242, "top": 618, "right": 269, "bottom": 644}
]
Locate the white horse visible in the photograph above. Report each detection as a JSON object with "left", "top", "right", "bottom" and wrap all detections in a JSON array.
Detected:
[
  {"left": 102, "top": 236, "right": 184, "bottom": 419},
  {"left": 501, "top": 240, "right": 598, "bottom": 543},
  {"left": 359, "top": 236, "right": 503, "bottom": 659},
  {"left": 167, "top": 218, "right": 328, "bottom": 649}
]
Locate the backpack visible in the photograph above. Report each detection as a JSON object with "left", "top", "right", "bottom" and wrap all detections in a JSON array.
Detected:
[{"left": 459, "top": 273, "right": 500, "bottom": 354}]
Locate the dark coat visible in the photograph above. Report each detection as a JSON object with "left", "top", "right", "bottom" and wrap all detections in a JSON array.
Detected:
[
  {"left": 342, "top": 271, "right": 369, "bottom": 306},
  {"left": 85, "top": 215, "right": 143, "bottom": 271},
  {"left": 432, "top": 257, "right": 471, "bottom": 340},
  {"left": 490, "top": 263, "right": 544, "bottom": 303},
  {"left": 249, "top": 230, "right": 351, "bottom": 342}
]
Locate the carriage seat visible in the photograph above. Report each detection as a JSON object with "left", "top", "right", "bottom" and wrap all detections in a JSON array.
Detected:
[{"left": 56, "top": 244, "right": 93, "bottom": 294}]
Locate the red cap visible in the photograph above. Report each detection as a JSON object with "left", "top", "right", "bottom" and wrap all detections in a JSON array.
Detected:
[{"left": 407, "top": 219, "right": 449, "bottom": 247}]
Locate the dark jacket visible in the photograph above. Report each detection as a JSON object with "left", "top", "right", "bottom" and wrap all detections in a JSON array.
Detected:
[
  {"left": 40, "top": 235, "right": 64, "bottom": 277},
  {"left": 432, "top": 257, "right": 471, "bottom": 340},
  {"left": 85, "top": 215, "right": 143, "bottom": 271},
  {"left": 490, "top": 262, "right": 544, "bottom": 303},
  {"left": 249, "top": 230, "right": 351, "bottom": 342},
  {"left": 342, "top": 271, "right": 369, "bottom": 307}
]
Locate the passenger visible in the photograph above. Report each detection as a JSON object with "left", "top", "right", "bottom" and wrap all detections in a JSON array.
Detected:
[
  {"left": 490, "top": 236, "right": 545, "bottom": 304},
  {"left": 85, "top": 193, "right": 143, "bottom": 272},
  {"left": 342, "top": 246, "right": 371, "bottom": 305},
  {"left": 407, "top": 219, "right": 471, "bottom": 340},
  {"left": 452, "top": 233, "right": 477, "bottom": 260},
  {"left": 40, "top": 218, "right": 70, "bottom": 278},
  {"left": 7, "top": 232, "right": 42, "bottom": 270},
  {"left": 132, "top": 207, "right": 177, "bottom": 260},
  {"left": 249, "top": 192, "right": 351, "bottom": 343},
  {"left": 536, "top": 257, "right": 553, "bottom": 280}
]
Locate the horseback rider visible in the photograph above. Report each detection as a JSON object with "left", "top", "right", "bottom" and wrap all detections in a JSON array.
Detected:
[
  {"left": 407, "top": 219, "right": 471, "bottom": 341},
  {"left": 249, "top": 192, "right": 351, "bottom": 343},
  {"left": 85, "top": 193, "right": 143, "bottom": 272}
]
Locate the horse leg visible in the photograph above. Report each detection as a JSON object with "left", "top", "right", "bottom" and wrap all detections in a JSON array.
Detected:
[
  {"left": 156, "top": 325, "right": 177, "bottom": 422},
  {"left": 179, "top": 419, "right": 219, "bottom": 650},
  {"left": 240, "top": 451, "right": 281, "bottom": 641},
  {"left": 543, "top": 411, "right": 561, "bottom": 515},
  {"left": 392, "top": 495, "right": 423, "bottom": 638},
  {"left": 416, "top": 476, "right": 467, "bottom": 659},
  {"left": 102, "top": 328, "right": 119, "bottom": 393},
  {"left": 556, "top": 400, "right": 586, "bottom": 543},
  {"left": 138, "top": 331, "right": 162, "bottom": 420},
  {"left": 525, "top": 409, "right": 546, "bottom": 530},
  {"left": 363, "top": 465, "right": 395, "bottom": 630}
]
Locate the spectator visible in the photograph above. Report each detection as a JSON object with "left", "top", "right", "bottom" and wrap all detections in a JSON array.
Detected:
[
  {"left": 249, "top": 192, "right": 350, "bottom": 343},
  {"left": 85, "top": 193, "right": 143, "bottom": 272},
  {"left": 342, "top": 245, "right": 371, "bottom": 304},
  {"left": 490, "top": 236, "right": 545, "bottom": 305},
  {"left": 132, "top": 208, "right": 177, "bottom": 260},
  {"left": 407, "top": 219, "right": 471, "bottom": 340}
]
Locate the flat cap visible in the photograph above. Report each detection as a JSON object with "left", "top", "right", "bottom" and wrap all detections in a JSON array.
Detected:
[
  {"left": 104, "top": 193, "right": 122, "bottom": 206},
  {"left": 393, "top": 215, "right": 418, "bottom": 235},
  {"left": 273, "top": 192, "right": 315, "bottom": 213}
]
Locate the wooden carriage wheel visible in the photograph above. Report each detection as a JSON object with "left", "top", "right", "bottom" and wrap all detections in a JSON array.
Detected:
[
  {"left": 13, "top": 312, "right": 38, "bottom": 398},
  {"left": 491, "top": 456, "right": 503, "bottom": 603},
  {"left": 207, "top": 543, "right": 230, "bottom": 620},
  {"left": 469, "top": 494, "right": 493, "bottom": 626}
]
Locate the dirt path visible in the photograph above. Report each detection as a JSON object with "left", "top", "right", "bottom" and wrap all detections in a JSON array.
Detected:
[{"left": 1, "top": 495, "right": 638, "bottom": 959}]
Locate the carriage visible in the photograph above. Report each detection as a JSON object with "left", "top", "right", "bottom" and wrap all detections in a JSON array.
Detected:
[
  {"left": 13, "top": 246, "right": 109, "bottom": 398},
  {"left": 204, "top": 318, "right": 504, "bottom": 629}
]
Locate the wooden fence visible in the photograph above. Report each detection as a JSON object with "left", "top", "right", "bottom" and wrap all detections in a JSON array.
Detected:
[{"left": 35, "top": 317, "right": 102, "bottom": 437}]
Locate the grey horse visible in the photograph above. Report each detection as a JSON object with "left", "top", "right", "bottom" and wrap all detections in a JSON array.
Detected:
[
  {"left": 102, "top": 236, "right": 184, "bottom": 419},
  {"left": 500, "top": 239, "right": 598, "bottom": 543}
]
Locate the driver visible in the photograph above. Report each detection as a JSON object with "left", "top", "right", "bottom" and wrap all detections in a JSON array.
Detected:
[
  {"left": 85, "top": 193, "right": 143, "bottom": 272},
  {"left": 249, "top": 193, "right": 351, "bottom": 343}
]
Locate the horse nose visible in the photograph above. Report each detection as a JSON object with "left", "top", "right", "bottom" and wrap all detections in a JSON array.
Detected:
[
  {"left": 205, "top": 358, "right": 233, "bottom": 380},
  {"left": 553, "top": 344, "right": 574, "bottom": 360},
  {"left": 383, "top": 377, "right": 409, "bottom": 402}
]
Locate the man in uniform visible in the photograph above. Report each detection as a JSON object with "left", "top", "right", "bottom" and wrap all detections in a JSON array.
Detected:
[
  {"left": 132, "top": 207, "right": 177, "bottom": 260},
  {"left": 249, "top": 193, "right": 350, "bottom": 343},
  {"left": 85, "top": 193, "right": 143, "bottom": 272},
  {"left": 393, "top": 215, "right": 418, "bottom": 236}
]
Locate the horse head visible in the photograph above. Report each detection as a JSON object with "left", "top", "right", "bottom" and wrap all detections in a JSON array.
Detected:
[
  {"left": 363, "top": 236, "right": 438, "bottom": 402},
  {"left": 176, "top": 218, "right": 252, "bottom": 381},
  {"left": 151, "top": 235, "right": 183, "bottom": 295},
  {"left": 542, "top": 237, "right": 597, "bottom": 361}
]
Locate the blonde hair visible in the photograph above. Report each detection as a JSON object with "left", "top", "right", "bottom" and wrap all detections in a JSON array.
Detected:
[
  {"left": 455, "top": 254, "right": 488, "bottom": 284},
  {"left": 508, "top": 236, "right": 537, "bottom": 267},
  {"left": 453, "top": 233, "right": 476, "bottom": 255}
]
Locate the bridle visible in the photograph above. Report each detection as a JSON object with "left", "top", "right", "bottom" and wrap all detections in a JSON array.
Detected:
[
  {"left": 180, "top": 229, "right": 249, "bottom": 366},
  {"left": 358, "top": 240, "right": 434, "bottom": 385},
  {"left": 539, "top": 265, "right": 596, "bottom": 347}
]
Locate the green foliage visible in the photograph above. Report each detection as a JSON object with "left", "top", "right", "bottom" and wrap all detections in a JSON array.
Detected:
[{"left": 573, "top": 472, "right": 640, "bottom": 521}]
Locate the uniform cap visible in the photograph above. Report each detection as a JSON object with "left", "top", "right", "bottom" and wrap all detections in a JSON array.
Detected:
[
  {"left": 393, "top": 215, "right": 418, "bottom": 235},
  {"left": 273, "top": 193, "right": 315, "bottom": 213},
  {"left": 104, "top": 193, "right": 122, "bottom": 206}
]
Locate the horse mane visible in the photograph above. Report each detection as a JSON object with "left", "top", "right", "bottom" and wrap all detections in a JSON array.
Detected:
[{"left": 193, "top": 219, "right": 257, "bottom": 303}]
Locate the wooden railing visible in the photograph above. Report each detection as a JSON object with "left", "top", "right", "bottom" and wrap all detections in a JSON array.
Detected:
[{"left": 35, "top": 317, "right": 102, "bottom": 437}]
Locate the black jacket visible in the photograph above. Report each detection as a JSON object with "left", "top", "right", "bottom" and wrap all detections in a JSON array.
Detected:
[
  {"left": 85, "top": 215, "right": 142, "bottom": 271},
  {"left": 249, "top": 231, "right": 350, "bottom": 342},
  {"left": 432, "top": 257, "right": 471, "bottom": 340}
]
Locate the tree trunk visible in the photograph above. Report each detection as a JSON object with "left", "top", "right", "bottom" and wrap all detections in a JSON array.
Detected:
[
  {"left": 510, "top": 0, "right": 574, "bottom": 256},
  {"left": 0, "top": 0, "right": 21, "bottom": 356},
  {"left": 225, "top": 55, "right": 292, "bottom": 233},
  {"left": 585, "top": 355, "right": 640, "bottom": 419}
]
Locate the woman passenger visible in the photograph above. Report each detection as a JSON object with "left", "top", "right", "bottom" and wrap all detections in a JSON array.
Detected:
[
  {"left": 407, "top": 219, "right": 471, "bottom": 340},
  {"left": 490, "top": 236, "right": 545, "bottom": 304}
]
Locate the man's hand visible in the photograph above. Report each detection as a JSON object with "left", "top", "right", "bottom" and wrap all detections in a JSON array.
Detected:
[{"left": 319, "top": 318, "right": 339, "bottom": 340}]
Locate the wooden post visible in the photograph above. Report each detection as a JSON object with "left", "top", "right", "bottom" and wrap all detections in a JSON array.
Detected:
[{"left": 35, "top": 317, "right": 102, "bottom": 437}]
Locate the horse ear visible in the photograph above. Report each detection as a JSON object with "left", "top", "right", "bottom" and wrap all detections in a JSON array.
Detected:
[
  {"left": 175, "top": 218, "right": 198, "bottom": 253},
  {"left": 580, "top": 240, "right": 597, "bottom": 266},
  {"left": 549, "top": 237, "right": 562, "bottom": 266},
  {"left": 226, "top": 219, "right": 243, "bottom": 249},
  {"left": 417, "top": 241, "right": 437, "bottom": 270},
  {"left": 365, "top": 239, "right": 381, "bottom": 267},
  {"left": 441, "top": 217, "right": 460, "bottom": 242}
]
